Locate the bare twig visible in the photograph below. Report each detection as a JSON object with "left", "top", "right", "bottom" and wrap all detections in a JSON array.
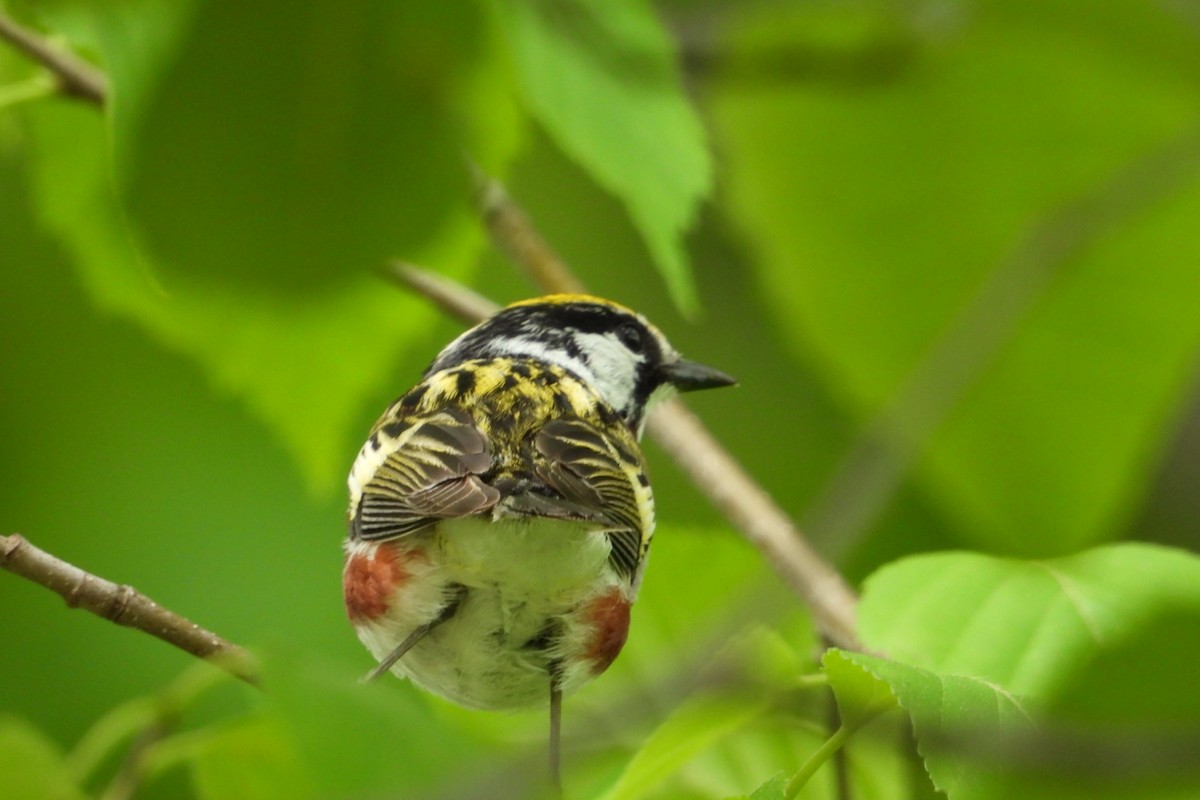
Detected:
[
  {"left": 470, "top": 164, "right": 586, "bottom": 296},
  {"left": 385, "top": 261, "right": 500, "bottom": 321},
  {"left": 1, "top": 534, "right": 259, "bottom": 686},
  {"left": 0, "top": 12, "right": 107, "bottom": 105},
  {"left": 645, "top": 403, "right": 860, "bottom": 648}
]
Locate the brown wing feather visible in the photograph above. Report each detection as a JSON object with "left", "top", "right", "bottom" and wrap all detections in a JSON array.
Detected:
[
  {"left": 528, "top": 418, "right": 649, "bottom": 578},
  {"left": 352, "top": 408, "right": 500, "bottom": 541}
]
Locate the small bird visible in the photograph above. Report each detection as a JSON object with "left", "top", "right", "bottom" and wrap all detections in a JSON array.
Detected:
[{"left": 343, "top": 294, "right": 734, "bottom": 786}]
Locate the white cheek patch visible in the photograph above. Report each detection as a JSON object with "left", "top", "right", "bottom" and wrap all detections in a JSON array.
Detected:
[{"left": 570, "top": 332, "right": 640, "bottom": 413}]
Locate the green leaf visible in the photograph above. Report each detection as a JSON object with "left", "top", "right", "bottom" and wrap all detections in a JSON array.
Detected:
[
  {"left": 19, "top": 2, "right": 525, "bottom": 490},
  {"left": 836, "top": 651, "right": 1035, "bottom": 800},
  {"left": 822, "top": 651, "right": 897, "bottom": 731},
  {"left": 982, "top": 606, "right": 1200, "bottom": 800},
  {"left": 94, "top": 1, "right": 486, "bottom": 292},
  {"left": 65, "top": 696, "right": 159, "bottom": 785},
  {"left": 841, "top": 604, "right": 1200, "bottom": 800},
  {"left": 0, "top": 716, "right": 86, "bottom": 800},
  {"left": 24, "top": 97, "right": 478, "bottom": 491},
  {"left": 190, "top": 717, "right": 315, "bottom": 800},
  {"left": 600, "top": 691, "right": 771, "bottom": 800},
  {"left": 496, "top": 0, "right": 710, "bottom": 312},
  {"left": 858, "top": 543, "right": 1200, "bottom": 697},
  {"left": 850, "top": 544, "right": 1200, "bottom": 798},
  {"left": 714, "top": 0, "right": 1200, "bottom": 552}
]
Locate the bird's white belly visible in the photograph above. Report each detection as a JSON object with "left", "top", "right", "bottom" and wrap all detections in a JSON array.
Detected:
[{"left": 352, "top": 517, "right": 628, "bottom": 709}]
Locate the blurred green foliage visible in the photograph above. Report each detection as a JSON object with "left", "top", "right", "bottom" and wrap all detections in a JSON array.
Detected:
[{"left": 3, "top": 0, "right": 1200, "bottom": 798}]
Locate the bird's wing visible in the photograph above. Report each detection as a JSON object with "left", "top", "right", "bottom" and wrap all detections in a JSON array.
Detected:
[
  {"left": 516, "top": 417, "right": 654, "bottom": 579},
  {"left": 349, "top": 407, "right": 501, "bottom": 541}
]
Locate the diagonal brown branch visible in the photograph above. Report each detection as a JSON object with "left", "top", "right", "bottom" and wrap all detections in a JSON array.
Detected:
[
  {"left": 1, "top": 534, "right": 259, "bottom": 686},
  {"left": 471, "top": 165, "right": 586, "bottom": 296},
  {"left": 0, "top": 13, "right": 107, "bottom": 105},
  {"left": 645, "top": 401, "right": 860, "bottom": 648}
]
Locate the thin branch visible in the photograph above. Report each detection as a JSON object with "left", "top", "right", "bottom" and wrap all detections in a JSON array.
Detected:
[
  {"left": 470, "top": 164, "right": 587, "bottom": 296},
  {"left": 0, "top": 12, "right": 108, "bottom": 105},
  {"left": 385, "top": 261, "right": 500, "bottom": 321},
  {"left": 1, "top": 534, "right": 259, "bottom": 686},
  {"left": 389, "top": 260, "right": 862, "bottom": 651},
  {"left": 645, "top": 404, "right": 860, "bottom": 648}
]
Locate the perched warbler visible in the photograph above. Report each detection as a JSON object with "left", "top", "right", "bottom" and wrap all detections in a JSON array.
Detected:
[{"left": 343, "top": 294, "right": 734, "bottom": 782}]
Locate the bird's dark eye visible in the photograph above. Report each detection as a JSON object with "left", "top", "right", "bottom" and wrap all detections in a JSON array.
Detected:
[{"left": 616, "top": 323, "right": 645, "bottom": 354}]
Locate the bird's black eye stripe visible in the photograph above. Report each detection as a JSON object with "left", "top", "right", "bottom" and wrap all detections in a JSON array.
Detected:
[{"left": 616, "top": 323, "right": 645, "bottom": 354}]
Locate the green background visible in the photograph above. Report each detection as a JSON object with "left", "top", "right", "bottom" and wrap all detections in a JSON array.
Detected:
[{"left": 3, "top": 1, "right": 1199, "bottom": 798}]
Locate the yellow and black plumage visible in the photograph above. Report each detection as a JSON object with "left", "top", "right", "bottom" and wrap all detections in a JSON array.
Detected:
[{"left": 342, "top": 294, "right": 734, "bottom": 776}]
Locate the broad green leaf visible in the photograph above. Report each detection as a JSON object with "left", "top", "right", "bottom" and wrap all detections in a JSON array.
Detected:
[
  {"left": 858, "top": 544, "right": 1200, "bottom": 698},
  {"left": 495, "top": 0, "right": 709, "bottom": 311},
  {"left": 842, "top": 604, "right": 1200, "bottom": 799},
  {"left": 853, "top": 545, "right": 1200, "bottom": 798},
  {"left": 835, "top": 651, "right": 1034, "bottom": 800},
  {"left": 90, "top": 1, "right": 486, "bottom": 292},
  {"left": 189, "top": 717, "right": 315, "bottom": 800},
  {"left": 23, "top": 98, "right": 478, "bottom": 491},
  {"left": 822, "top": 650, "right": 897, "bottom": 731},
  {"left": 715, "top": 0, "right": 1200, "bottom": 553},
  {"left": 19, "top": 2, "right": 523, "bottom": 489},
  {"left": 662, "top": 707, "right": 910, "bottom": 800},
  {"left": 0, "top": 716, "right": 87, "bottom": 800},
  {"left": 600, "top": 690, "right": 771, "bottom": 800},
  {"left": 982, "top": 607, "right": 1200, "bottom": 800}
]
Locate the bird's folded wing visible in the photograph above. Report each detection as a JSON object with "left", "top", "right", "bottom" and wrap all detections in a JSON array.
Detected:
[
  {"left": 351, "top": 407, "right": 501, "bottom": 541},
  {"left": 528, "top": 418, "right": 652, "bottom": 578}
]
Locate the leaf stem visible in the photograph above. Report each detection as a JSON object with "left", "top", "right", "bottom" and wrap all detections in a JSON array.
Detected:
[
  {"left": 794, "top": 673, "right": 829, "bottom": 690},
  {"left": 0, "top": 74, "right": 55, "bottom": 110},
  {"left": 785, "top": 724, "right": 852, "bottom": 799}
]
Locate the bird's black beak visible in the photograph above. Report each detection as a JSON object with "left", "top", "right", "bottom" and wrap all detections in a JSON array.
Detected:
[{"left": 661, "top": 358, "right": 737, "bottom": 393}]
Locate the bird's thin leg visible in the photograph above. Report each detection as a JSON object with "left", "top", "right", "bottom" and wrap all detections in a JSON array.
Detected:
[
  {"left": 549, "top": 667, "right": 564, "bottom": 798},
  {"left": 361, "top": 622, "right": 434, "bottom": 682},
  {"left": 361, "top": 588, "right": 464, "bottom": 683}
]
